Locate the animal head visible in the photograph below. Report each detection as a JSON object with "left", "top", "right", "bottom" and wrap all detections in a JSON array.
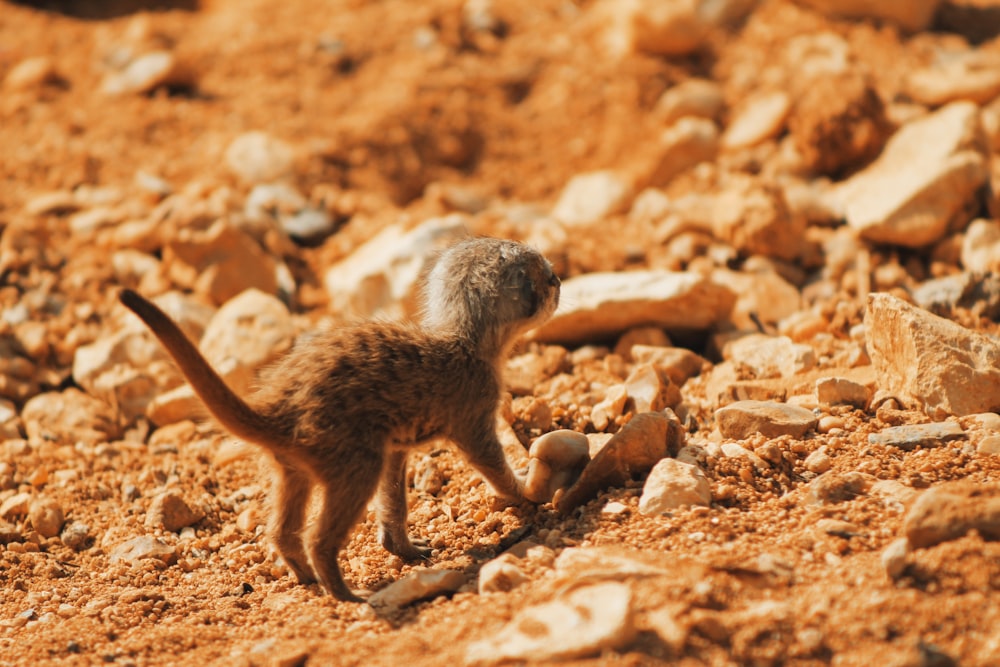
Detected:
[{"left": 421, "top": 237, "right": 560, "bottom": 353}]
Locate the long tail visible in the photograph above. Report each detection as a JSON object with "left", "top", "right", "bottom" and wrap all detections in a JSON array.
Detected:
[{"left": 118, "top": 289, "right": 281, "bottom": 448}]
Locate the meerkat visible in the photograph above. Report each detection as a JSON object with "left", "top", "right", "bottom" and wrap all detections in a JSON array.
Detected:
[{"left": 119, "top": 237, "right": 560, "bottom": 602}]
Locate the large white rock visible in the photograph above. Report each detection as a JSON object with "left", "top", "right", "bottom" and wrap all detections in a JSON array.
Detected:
[
  {"left": 147, "top": 289, "right": 294, "bottom": 425},
  {"left": 835, "top": 102, "right": 989, "bottom": 248},
  {"left": 324, "top": 215, "right": 468, "bottom": 319},
  {"left": 796, "top": 0, "right": 942, "bottom": 32},
  {"left": 723, "top": 334, "right": 816, "bottom": 379},
  {"left": 465, "top": 582, "right": 636, "bottom": 663},
  {"left": 866, "top": 292, "right": 1000, "bottom": 418},
  {"left": 225, "top": 131, "right": 296, "bottom": 184},
  {"left": 529, "top": 271, "right": 734, "bottom": 345},
  {"left": 638, "top": 458, "right": 711, "bottom": 514},
  {"left": 551, "top": 171, "right": 633, "bottom": 226}
]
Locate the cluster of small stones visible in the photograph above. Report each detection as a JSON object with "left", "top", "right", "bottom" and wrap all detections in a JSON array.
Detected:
[{"left": 3, "top": 0, "right": 1000, "bottom": 664}]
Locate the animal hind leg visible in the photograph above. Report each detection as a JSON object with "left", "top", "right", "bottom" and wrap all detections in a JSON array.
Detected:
[
  {"left": 308, "top": 449, "right": 383, "bottom": 602},
  {"left": 375, "top": 449, "right": 431, "bottom": 561},
  {"left": 267, "top": 462, "right": 315, "bottom": 584}
]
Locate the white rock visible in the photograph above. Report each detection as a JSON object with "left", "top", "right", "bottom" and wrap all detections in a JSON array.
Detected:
[
  {"left": 866, "top": 292, "right": 1000, "bottom": 418},
  {"left": 225, "top": 131, "right": 296, "bottom": 184},
  {"left": 590, "top": 384, "right": 628, "bottom": 431},
  {"left": 796, "top": 0, "right": 941, "bottom": 32},
  {"left": 200, "top": 289, "right": 294, "bottom": 372},
  {"left": 324, "top": 215, "right": 468, "bottom": 320},
  {"left": 638, "top": 458, "right": 711, "bottom": 514},
  {"left": 655, "top": 79, "right": 724, "bottom": 125},
  {"left": 21, "top": 389, "right": 122, "bottom": 446},
  {"left": 961, "top": 219, "right": 1000, "bottom": 273},
  {"left": 166, "top": 220, "right": 281, "bottom": 305},
  {"left": 715, "top": 400, "right": 818, "bottom": 439},
  {"left": 75, "top": 293, "right": 215, "bottom": 421},
  {"left": 804, "top": 446, "right": 832, "bottom": 473},
  {"left": 625, "top": 363, "right": 679, "bottom": 413},
  {"left": 368, "top": 569, "right": 465, "bottom": 607},
  {"left": 145, "top": 490, "right": 204, "bottom": 532},
  {"left": 109, "top": 536, "right": 177, "bottom": 566},
  {"left": 723, "top": 334, "right": 816, "bottom": 379},
  {"left": 102, "top": 51, "right": 192, "bottom": 95},
  {"left": 816, "top": 376, "right": 870, "bottom": 408},
  {"left": 478, "top": 554, "right": 529, "bottom": 594},
  {"left": 244, "top": 183, "right": 307, "bottom": 223},
  {"left": 524, "top": 430, "right": 590, "bottom": 503},
  {"left": 4, "top": 56, "right": 60, "bottom": 90},
  {"left": 906, "top": 52, "right": 1000, "bottom": 107},
  {"left": 465, "top": 582, "right": 635, "bottom": 663},
  {"left": 722, "top": 91, "right": 791, "bottom": 150},
  {"left": 28, "top": 497, "right": 64, "bottom": 538},
  {"left": 835, "top": 102, "right": 989, "bottom": 248},
  {"left": 530, "top": 271, "right": 734, "bottom": 345},
  {"left": 0, "top": 492, "right": 32, "bottom": 520},
  {"left": 712, "top": 268, "right": 802, "bottom": 331},
  {"left": 609, "top": 0, "right": 709, "bottom": 57},
  {"left": 630, "top": 345, "right": 708, "bottom": 386},
  {"left": 640, "top": 117, "right": 719, "bottom": 188},
  {"left": 881, "top": 537, "right": 910, "bottom": 579},
  {"left": 552, "top": 171, "right": 633, "bottom": 226}
]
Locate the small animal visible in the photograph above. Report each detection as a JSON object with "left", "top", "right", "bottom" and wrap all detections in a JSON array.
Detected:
[{"left": 119, "top": 237, "right": 560, "bottom": 601}]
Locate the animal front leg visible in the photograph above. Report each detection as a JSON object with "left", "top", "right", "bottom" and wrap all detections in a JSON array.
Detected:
[
  {"left": 458, "top": 430, "right": 526, "bottom": 502},
  {"left": 374, "top": 449, "right": 431, "bottom": 561}
]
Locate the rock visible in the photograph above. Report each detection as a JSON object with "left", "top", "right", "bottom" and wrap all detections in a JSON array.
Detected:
[
  {"left": 556, "top": 410, "right": 685, "bottom": 514},
  {"left": 629, "top": 345, "right": 709, "bottom": 386},
  {"left": 524, "top": 430, "right": 590, "bottom": 503},
  {"left": 109, "top": 536, "right": 177, "bottom": 566},
  {"left": 721, "top": 442, "right": 769, "bottom": 470},
  {"left": 146, "top": 490, "right": 204, "bottom": 532},
  {"left": 529, "top": 271, "right": 734, "bottom": 345},
  {"left": 478, "top": 554, "right": 529, "bottom": 594},
  {"left": 961, "top": 219, "right": 1000, "bottom": 273},
  {"left": 102, "top": 51, "right": 193, "bottom": 95},
  {"left": 721, "top": 91, "right": 791, "bottom": 150},
  {"left": 804, "top": 446, "right": 832, "bottom": 473},
  {"left": 638, "top": 117, "right": 719, "bottom": 188},
  {"left": 868, "top": 422, "right": 966, "bottom": 451},
  {"left": 4, "top": 56, "right": 61, "bottom": 90},
  {"left": 225, "top": 131, "right": 296, "bottom": 184},
  {"left": 21, "top": 389, "right": 122, "bottom": 446},
  {"left": 0, "top": 521, "right": 21, "bottom": 544},
  {"left": 881, "top": 537, "right": 910, "bottom": 579},
  {"left": 711, "top": 268, "right": 802, "bottom": 330},
  {"left": 707, "top": 177, "right": 805, "bottom": 262},
  {"left": 368, "top": 569, "right": 465, "bottom": 607},
  {"left": 551, "top": 171, "right": 632, "bottom": 226},
  {"left": 979, "top": 436, "right": 1000, "bottom": 455},
  {"left": 807, "top": 471, "right": 871, "bottom": 505},
  {"left": 638, "top": 458, "right": 711, "bottom": 514},
  {"left": 715, "top": 400, "right": 818, "bottom": 439},
  {"left": 0, "top": 492, "right": 32, "bottom": 520},
  {"left": 612, "top": 0, "right": 708, "bottom": 57},
  {"left": 816, "top": 376, "right": 870, "bottom": 408},
  {"left": 866, "top": 292, "right": 1000, "bottom": 418},
  {"left": 906, "top": 52, "right": 1000, "bottom": 107},
  {"left": 166, "top": 220, "right": 280, "bottom": 305},
  {"left": 723, "top": 334, "right": 816, "bottom": 379},
  {"left": 614, "top": 327, "right": 672, "bottom": 359},
  {"left": 654, "top": 79, "right": 724, "bottom": 125},
  {"left": 24, "top": 190, "right": 79, "bottom": 216},
  {"left": 835, "top": 102, "right": 989, "bottom": 248},
  {"left": 200, "top": 289, "right": 295, "bottom": 373},
  {"left": 624, "top": 363, "right": 680, "bottom": 413},
  {"left": 75, "top": 292, "right": 215, "bottom": 421},
  {"left": 244, "top": 182, "right": 307, "bottom": 222},
  {"left": 28, "top": 497, "right": 64, "bottom": 538},
  {"left": 59, "top": 521, "right": 92, "bottom": 550},
  {"left": 554, "top": 545, "right": 698, "bottom": 579},
  {"left": 789, "top": 72, "right": 890, "bottom": 175},
  {"left": 904, "top": 481, "right": 1000, "bottom": 549},
  {"left": 590, "top": 384, "right": 628, "bottom": 431},
  {"left": 465, "top": 582, "right": 635, "bottom": 663},
  {"left": 324, "top": 215, "right": 468, "bottom": 320},
  {"left": 796, "top": 0, "right": 942, "bottom": 32}
]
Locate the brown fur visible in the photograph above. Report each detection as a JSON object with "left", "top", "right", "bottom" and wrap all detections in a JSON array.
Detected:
[{"left": 119, "top": 237, "right": 560, "bottom": 601}]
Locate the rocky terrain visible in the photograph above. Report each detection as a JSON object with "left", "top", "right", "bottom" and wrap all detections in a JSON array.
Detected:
[{"left": 3, "top": 0, "right": 1000, "bottom": 665}]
